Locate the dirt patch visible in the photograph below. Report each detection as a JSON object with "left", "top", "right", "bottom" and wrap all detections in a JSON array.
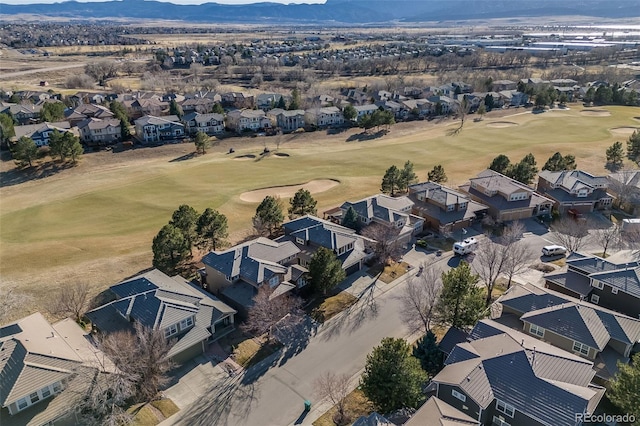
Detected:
[
  {"left": 233, "top": 154, "right": 256, "bottom": 160},
  {"left": 486, "top": 121, "right": 518, "bottom": 128},
  {"left": 273, "top": 152, "right": 290, "bottom": 158},
  {"left": 610, "top": 126, "right": 640, "bottom": 135},
  {"left": 580, "top": 109, "right": 610, "bottom": 117},
  {"left": 239, "top": 179, "right": 340, "bottom": 203}
]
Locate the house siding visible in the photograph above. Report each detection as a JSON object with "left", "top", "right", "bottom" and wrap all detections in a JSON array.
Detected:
[
  {"left": 523, "top": 321, "right": 597, "bottom": 360},
  {"left": 203, "top": 266, "right": 231, "bottom": 295},
  {"left": 171, "top": 341, "right": 204, "bottom": 365},
  {"left": 436, "top": 384, "right": 482, "bottom": 422},
  {"left": 589, "top": 286, "right": 640, "bottom": 318}
]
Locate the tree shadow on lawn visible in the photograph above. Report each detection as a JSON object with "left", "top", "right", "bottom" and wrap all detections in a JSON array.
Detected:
[
  {"left": 319, "top": 279, "right": 379, "bottom": 341},
  {"left": 169, "top": 152, "right": 198, "bottom": 162},
  {"left": 346, "top": 130, "right": 387, "bottom": 142},
  {"left": 0, "top": 161, "right": 75, "bottom": 188}
]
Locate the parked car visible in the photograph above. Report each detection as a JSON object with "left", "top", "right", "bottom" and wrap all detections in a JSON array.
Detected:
[{"left": 542, "top": 245, "right": 567, "bottom": 257}]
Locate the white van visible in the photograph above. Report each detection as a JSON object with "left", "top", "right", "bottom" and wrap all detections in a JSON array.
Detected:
[
  {"left": 542, "top": 245, "right": 567, "bottom": 257},
  {"left": 453, "top": 237, "right": 478, "bottom": 256}
]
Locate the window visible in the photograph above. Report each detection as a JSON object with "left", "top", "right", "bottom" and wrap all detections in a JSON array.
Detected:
[
  {"left": 296, "top": 237, "right": 305, "bottom": 245},
  {"left": 529, "top": 323, "right": 545, "bottom": 337},
  {"left": 269, "top": 275, "right": 279, "bottom": 287},
  {"left": 52, "top": 382, "right": 62, "bottom": 393},
  {"left": 452, "top": 389, "right": 466, "bottom": 402},
  {"left": 17, "top": 397, "right": 28, "bottom": 410},
  {"left": 573, "top": 341, "right": 590, "bottom": 356},
  {"left": 492, "top": 416, "right": 511, "bottom": 426},
  {"left": 180, "top": 317, "right": 194, "bottom": 330},
  {"left": 496, "top": 399, "right": 515, "bottom": 417},
  {"left": 592, "top": 280, "right": 604, "bottom": 290},
  {"left": 41, "top": 387, "right": 51, "bottom": 398},
  {"left": 591, "top": 294, "right": 600, "bottom": 304},
  {"left": 165, "top": 324, "right": 178, "bottom": 338},
  {"left": 611, "top": 287, "right": 618, "bottom": 294},
  {"left": 30, "top": 392, "right": 40, "bottom": 404}
]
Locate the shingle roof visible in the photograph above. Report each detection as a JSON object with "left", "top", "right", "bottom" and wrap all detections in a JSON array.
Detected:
[{"left": 405, "top": 396, "right": 478, "bottom": 426}]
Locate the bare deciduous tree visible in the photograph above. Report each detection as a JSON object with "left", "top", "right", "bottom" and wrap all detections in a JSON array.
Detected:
[
  {"left": 242, "top": 286, "right": 303, "bottom": 340},
  {"left": 473, "top": 237, "right": 509, "bottom": 306},
  {"left": 48, "top": 282, "right": 90, "bottom": 322},
  {"left": 397, "top": 264, "right": 442, "bottom": 334},
  {"left": 447, "top": 97, "right": 471, "bottom": 136},
  {"left": 314, "top": 371, "right": 352, "bottom": 426},
  {"left": 594, "top": 224, "right": 621, "bottom": 258},
  {"left": 551, "top": 217, "right": 591, "bottom": 253},
  {"left": 361, "top": 223, "right": 402, "bottom": 265},
  {"left": 499, "top": 222, "right": 533, "bottom": 289}
]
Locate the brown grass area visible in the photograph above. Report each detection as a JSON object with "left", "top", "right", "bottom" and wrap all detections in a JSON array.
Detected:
[
  {"left": 230, "top": 334, "right": 282, "bottom": 368},
  {"left": 312, "top": 389, "right": 374, "bottom": 426},
  {"left": 368, "top": 261, "right": 411, "bottom": 284},
  {"left": 128, "top": 399, "right": 179, "bottom": 426},
  {"left": 310, "top": 292, "right": 358, "bottom": 323}
]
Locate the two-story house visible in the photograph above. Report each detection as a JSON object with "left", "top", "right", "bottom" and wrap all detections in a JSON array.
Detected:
[
  {"left": 280, "top": 215, "right": 372, "bottom": 276},
  {"left": 256, "top": 93, "right": 285, "bottom": 111},
  {"left": 305, "top": 107, "right": 344, "bottom": 128},
  {"left": 338, "top": 194, "right": 424, "bottom": 248},
  {"left": 13, "top": 121, "right": 74, "bottom": 147},
  {"left": 77, "top": 117, "right": 121, "bottom": 146},
  {"left": 432, "top": 320, "right": 605, "bottom": 426},
  {"left": 401, "top": 99, "right": 433, "bottom": 118},
  {"left": 492, "top": 80, "right": 518, "bottom": 91},
  {"left": 607, "top": 169, "right": 640, "bottom": 216},
  {"left": 352, "top": 104, "right": 379, "bottom": 121},
  {"left": 180, "top": 97, "right": 217, "bottom": 114},
  {"left": 544, "top": 252, "right": 640, "bottom": 318},
  {"left": 537, "top": 170, "right": 612, "bottom": 214},
  {"left": 460, "top": 169, "right": 553, "bottom": 221},
  {"left": 86, "top": 269, "right": 236, "bottom": 364},
  {"left": 404, "top": 396, "right": 479, "bottom": 426},
  {"left": 496, "top": 283, "right": 640, "bottom": 382},
  {"left": 221, "top": 92, "right": 254, "bottom": 109},
  {"left": 201, "top": 237, "right": 305, "bottom": 317},
  {"left": 408, "top": 182, "right": 488, "bottom": 233},
  {"left": 0, "top": 312, "right": 113, "bottom": 426},
  {"left": 64, "top": 103, "right": 115, "bottom": 127},
  {"left": 225, "top": 109, "right": 271, "bottom": 133},
  {"left": 123, "top": 98, "right": 169, "bottom": 120},
  {"left": 498, "top": 90, "right": 528, "bottom": 107},
  {"left": 0, "top": 103, "right": 42, "bottom": 125},
  {"left": 267, "top": 108, "right": 305, "bottom": 133},
  {"left": 182, "top": 112, "right": 225, "bottom": 136},
  {"left": 134, "top": 115, "right": 185, "bottom": 143}
]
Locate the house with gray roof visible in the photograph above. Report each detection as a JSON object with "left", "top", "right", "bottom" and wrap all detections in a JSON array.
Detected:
[
  {"left": 544, "top": 252, "right": 640, "bottom": 318},
  {"left": 352, "top": 104, "right": 379, "bottom": 120},
  {"left": 0, "top": 103, "right": 42, "bottom": 125},
  {"left": 182, "top": 112, "right": 225, "bottom": 136},
  {"left": 0, "top": 312, "right": 113, "bottom": 426},
  {"left": 537, "top": 170, "right": 612, "bottom": 214},
  {"left": 64, "top": 103, "right": 114, "bottom": 126},
  {"left": 13, "top": 121, "right": 74, "bottom": 147},
  {"left": 134, "top": 115, "right": 185, "bottom": 143},
  {"left": 459, "top": 169, "right": 553, "bottom": 222},
  {"left": 607, "top": 169, "right": 640, "bottom": 216},
  {"left": 338, "top": 194, "right": 424, "bottom": 248},
  {"left": 256, "top": 93, "right": 284, "bottom": 111},
  {"left": 404, "top": 396, "right": 478, "bottom": 426},
  {"left": 431, "top": 319, "right": 605, "bottom": 426},
  {"left": 86, "top": 269, "right": 236, "bottom": 364},
  {"left": 201, "top": 237, "right": 305, "bottom": 317},
  {"left": 304, "top": 106, "right": 344, "bottom": 128},
  {"left": 266, "top": 108, "right": 305, "bottom": 133},
  {"left": 408, "top": 182, "right": 488, "bottom": 233},
  {"left": 180, "top": 97, "right": 217, "bottom": 114},
  {"left": 226, "top": 109, "right": 271, "bottom": 133},
  {"left": 77, "top": 117, "right": 121, "bottom": 146},
  {"left": 496, "top": 283, "right": 640, "bottom": 382}
]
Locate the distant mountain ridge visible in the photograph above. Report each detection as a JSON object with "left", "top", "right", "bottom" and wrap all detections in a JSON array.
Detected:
[{"left": 0, "top": 0, "right": 636, "bottom": 23}]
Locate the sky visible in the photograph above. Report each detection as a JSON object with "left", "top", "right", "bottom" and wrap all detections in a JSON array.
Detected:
[{"left": 1, "top": 0, "right": 326, "bottom": 4}]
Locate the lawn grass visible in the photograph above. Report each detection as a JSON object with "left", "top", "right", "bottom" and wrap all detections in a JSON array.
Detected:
[
  {"left": 309, "top": 292, "right": 358, "bottom": 323},
  {"left": 422, "top": 236, "right": 456, "bottom": 252},
  {"left": 127, "top": 399, "right": 179, "bottom": 426},
  {"left": 232, "top": 336, "right": 282, "bottom": 368},
  {"left": 150, "top": 399, "right": 180, "bottom": 418},
  {"left": 592, "top": 252, "right": 610, "bottom": 258},
  {"left": 312, "top": 389, "right": 374, "bottom": 426},
  {"left": 2, "top": 106, "right": 638, "bottom": 314},
  {"left": 368, "top": 261, "right": 411, "bottom": 283}
]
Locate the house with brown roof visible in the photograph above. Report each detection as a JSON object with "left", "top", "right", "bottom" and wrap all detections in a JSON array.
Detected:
[
  {"left": 460, "top": 169, "right": 553, "bottom": 221},
  {"left": 77, "top": 117, "right": 121, "bottom": 146},
  {"left": 537, "top": 170, "right": 612, "bottom": 214},
  {"left": 64, "top": 103, "right": 114, "bottom": 127},
  {"left": 404, "top": 396, "right": 478, "bottom": 426},
  {"left": 496, "top": 283, "right": 640, "bottom": 382},
  {"left": 431, "top": 319, "right": 605, "bottom": 426},
  {"left": 408, "top": 182, "right": 488, "bottom": 233},
  {"left": 124, "top": 98, "right": 169, "bottom": 120},
  {"left": 0, "top": 313, "right": 112, "bottom": 426},
  {"left": 221, "top": 92, "right": 254, "bottom": 109}
]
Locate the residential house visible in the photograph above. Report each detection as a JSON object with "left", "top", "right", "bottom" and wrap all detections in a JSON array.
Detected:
[
  {"left": 0, "top": 103, "right": 42, "bottom": 125},
  {"left": 123, "top": 98, "right": 169, "bottom": 120},
  {"left": 427, "top": 95, "right": 455, "bottom": 115},
  {"left": 544, "top": 252, "right": 640, "bottom": 318},
  {"left": 492, "top": 80, "right": 517, "bottom": 91},
  {"left": 346, "top": 88, "right": 371, "bottom": 105},
  {"left": 181, "top": 97, "right": 216, "bottom": 114},
  {"left": 550, "top": 78, "right": 579, "bottom": 87},
  {"left": 134, "top": 115, "right": 185, "bottom": 143},
  {"left": 0, "top": 313, "right": 112, "bottom": 426},
  {"left": 67, "top": 92, "right": 107, "bottom": 106},
  {"left": 537, "top": 170, "right": 612, "bottom": 214},
  {"left": 280, "top": 215, "right": 373, "bottom": 275},
  {"left": 352, "top": 413, "right": 394, "bottom": 426},
  {"left": 498, "top": 90, "right": 528, "bottom": 107},
  {"left": 401, "top": 99, "right": 433, "bottom": 118},
  {"left": 86, "top": 269, "right": 236, "bottom": 364},
  {"left": 376, "top": 100, "right": 407, "bottom": 120},
  {"left": 495, "top": 283, "right": 640, "bottom": 382},
  {"left": 256, "top": 93, "right": 284, "bottom": 111},
  {"left": 432, "top": 320, "right": 605, "bottom": 426},
  {"left": 520, "top": 77, "right": 550, "bottom": 89},
  {"left": 337, "top": 194, "right": 424, "bottom": 248},
  {"left": 13, "top": 121, "right": 74, "bottom": 147},
  {"left": 182, "top": 112, "right": 225, "bottom": 136},
  {"left": 305, "top": 107, "right": 344, "bottom": 128},
  {"left": 353, "top": 104, "right": 379, "bottom": 120},
  {"left": 460, "top": 169, "right": 553, "bottom": 221},
  {"left": 77, "top": 117, "right": 121, "bottom": 146},
  {"left": 201, "top": 237, "right": 305, "bottom": 317},
  {"left": 408, "top": 182, "right": 488, "bottom": 233},
  {"left": 607, "top": 169, "right": 640, "bottom": 215},
  {"left": 267, "top": 108, "right": 305, "bottom": 133},
  {"left": 64, "top": 103, "right": 114, "bottom": 127},
  {"left": 404, "top": 396, "right": 478, "bottom": 426},
  {"left": 226, "top": 109, "right": 270, "bottom": 133},
  {"left": 402, "top": 86, "right": 424, "bottom": 99},
  {"left": 221, "top": 92, "right": 254, "bottom": 109}
]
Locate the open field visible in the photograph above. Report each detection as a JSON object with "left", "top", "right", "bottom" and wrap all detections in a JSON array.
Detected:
[{"left": 1, "top": 105, "right": 638, "bottom": 317}]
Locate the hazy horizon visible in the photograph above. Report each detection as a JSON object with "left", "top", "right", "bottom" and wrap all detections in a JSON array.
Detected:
[{"left": 0, "top": 0, "right": 326, "bottom": 4}]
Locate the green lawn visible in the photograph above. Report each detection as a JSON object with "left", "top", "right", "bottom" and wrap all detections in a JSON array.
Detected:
[{"left": 2, "top": 106, "right": 638, "bottom": 312}]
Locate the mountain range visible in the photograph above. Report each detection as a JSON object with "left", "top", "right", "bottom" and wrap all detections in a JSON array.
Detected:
[{"left": 0, "top": 0, "right": 636, "bottom": 23}]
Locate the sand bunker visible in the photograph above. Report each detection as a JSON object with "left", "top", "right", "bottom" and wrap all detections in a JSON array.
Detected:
[
  {"left": 610, "top": 127, "right": 639, "bottom": 135},
  {"left": 486, "top": 121, "right": 518, "bottom": 128},
  {"left": 233, "top": 154, "right": 256, "bottom": 160},
  {"left": 580, "top": 109, "right": 610, "bottom": 117},
  {"left": 273, "top": 152, "right": 290, "bottom": 158},
  {"left": 240, "top": 179, "right": 340, "bottom": 203}
]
